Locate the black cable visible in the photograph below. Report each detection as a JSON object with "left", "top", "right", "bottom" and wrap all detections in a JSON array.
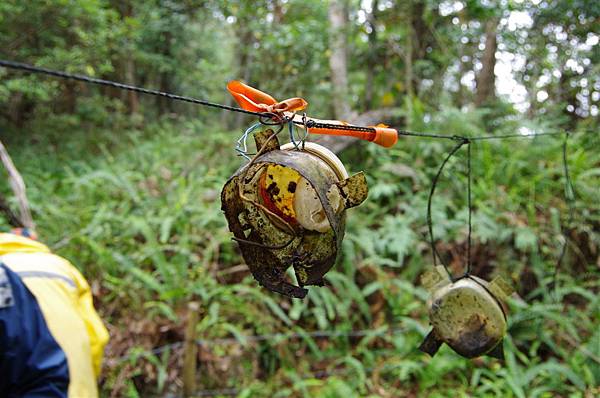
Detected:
[
  {"left": 398, "top": 130, "right": 465, "bottom": 140},
  {"left": 296, "top": 118, "right": 466, "bottom": 141},
  {"left": 554, "top": 133, "right": 576, "bottom": 296},
  {"left": 427, "top": 139, "right": 468, "bottom": 279},
  {"left": 0, "top": 59, "right": 265, "bottom": 117},
  {"left": 302, "top": 120, "right": 374, "bottom": 133},
  {"left": 470, "top": 131, "right": 577, "bottom": 141},
  {"left": 2, "top": 59, "right": 598, "bottom": 143},
  {"left": 1, "top": 59, "right": 456, "bottom": 141},
  {"left": 466, "top": 141, "right": 472, "bottom": 277}
]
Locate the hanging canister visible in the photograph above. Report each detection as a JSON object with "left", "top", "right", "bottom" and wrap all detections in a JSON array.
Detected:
[
  {"left": 419, "top": 265, "right": 514, "bottom": 359},
  {"left": 221, "top": 128, "right": 368, "bottom": 299}
]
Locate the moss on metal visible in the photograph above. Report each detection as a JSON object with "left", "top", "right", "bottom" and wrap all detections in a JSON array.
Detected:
[
  {"left": 419, "top": 266, "right": 513, "bottom": 359},
  {"left": 221, "top": 129, "right": 368, "bottom": 298}
]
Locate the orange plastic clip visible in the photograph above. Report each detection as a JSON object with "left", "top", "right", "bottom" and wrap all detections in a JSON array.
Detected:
[
  {"left": 372, "top": 126, "right": 399, "bottom": 148},
  {"left": 227, "top": 81, "right": 307, "bottom": 114},
  {"left": 227, "top": 81, "right": 398, "bottom": 148},
  {"left": 306, "top": 121, "right": 398, "bottom": 148}
]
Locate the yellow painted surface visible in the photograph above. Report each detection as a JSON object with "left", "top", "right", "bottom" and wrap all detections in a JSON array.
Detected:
[{"left": 261, "top": 164, "right": 302, "bottom": 220}]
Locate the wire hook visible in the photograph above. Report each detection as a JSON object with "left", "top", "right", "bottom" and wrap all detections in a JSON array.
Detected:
[{"left": 427, "top": 139, "right": 470, "bottom": 281}]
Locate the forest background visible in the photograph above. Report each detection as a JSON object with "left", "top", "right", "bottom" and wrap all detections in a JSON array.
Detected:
[{"left": 0, "top": 0, "right": 599, "bottom": 396}]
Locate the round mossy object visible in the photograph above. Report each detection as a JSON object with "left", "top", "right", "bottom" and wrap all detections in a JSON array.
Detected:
[
  {"left": 428, "top": 276, "right": 507, "bottom": 358},
  {"left": 221, "top": 129, "right": 368, "bottom": 298}
]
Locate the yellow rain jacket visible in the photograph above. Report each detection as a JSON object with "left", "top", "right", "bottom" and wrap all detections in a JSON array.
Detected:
[{"left": 0, "top": 233, "right": 109, "bottom": 398}]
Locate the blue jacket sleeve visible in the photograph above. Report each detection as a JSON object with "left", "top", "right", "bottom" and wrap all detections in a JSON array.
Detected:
[{"left": 0, "top": 263, "right": 69, "bottom": 398}]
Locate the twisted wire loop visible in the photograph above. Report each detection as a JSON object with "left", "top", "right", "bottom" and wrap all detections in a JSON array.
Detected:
[
  {"left": 235, "top": 123, "right": 262, "bottom": 160},
  {"left": 287, "top": 112, "right": 309, "bottom": 150},
  {"left": 235, "top": 112, "right": 294, "bottom": 159},
  {"left": 553, "top": 132, "right": 577, "bottom": 297},
  {"left": 231, "top": 116, "right": 300, "bottom": 251},
  {"left": 301, "top": 113, "right": 309, "bottom": 149}
]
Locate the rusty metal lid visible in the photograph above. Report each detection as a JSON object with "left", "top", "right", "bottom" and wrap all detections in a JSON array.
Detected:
[{"left": 281, "top": 142, "right": 349, "bottom": 180}]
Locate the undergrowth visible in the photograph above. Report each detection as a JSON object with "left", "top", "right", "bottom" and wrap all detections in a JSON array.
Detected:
[{"left": 0, "top": 111, "right": 598, "bottom": 397}]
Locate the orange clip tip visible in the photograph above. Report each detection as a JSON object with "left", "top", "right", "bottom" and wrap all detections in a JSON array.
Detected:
[
  {"left": 227, "top": 80, "right": 277, "bottom": 112},
  {"left": 372, "top": 127, "right": 398, "bottom": 148}
]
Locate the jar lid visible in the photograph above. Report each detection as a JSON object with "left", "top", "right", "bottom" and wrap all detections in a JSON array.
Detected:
[{"left": 280, "top": 142, "right": 349, "bottom": 180}]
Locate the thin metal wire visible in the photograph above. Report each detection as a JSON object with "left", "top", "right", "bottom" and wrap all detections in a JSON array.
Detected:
[
  {"left": 2, "top": 59, "right": 599, "bottom": 143},
  {"left": 397, "top": 130, "right": 465, "bottom": 140},
  {"left": 288, "top": 119, "right": 301, "bottom": 150},
  {"left": 196, "top": 327, "right": 405, "bottom": 346},
  {"left": 114, "top": 327, "right": 407, "bottom": 364},
  {"left": 196, "top": 388, "right": 239, "bottom": 397},
  {"left": 235, "top": 123, "right": 262, "bottom": 160},
  {"left": 0, "top": 59, "right": 265, "bottom": 117},
  {"left": 287, "top": 118, "right": 309, "bottom": 150},
  {"left": 465, "top": 141, "right": 472, "bottom": 277},
  {"left": 300, "top": 113, "right": 309, "bottom": 150},
  {"left": 111, "top": 319, "right": 600, "bottom": 397},
  {"left": 470, "top": 131, "right": 577, "bottom": 140},
  {"left": 2, "top": 57, "right": 596, "bottom": 290},
  {"left": 113, "top": 341, "right": 184, "bottom": 364},
  {"left": 427, "top": 139, "right": 468, "bottom": 280},
  {"left": 554, "top": 132, "right": 576, "bottom": 296}
]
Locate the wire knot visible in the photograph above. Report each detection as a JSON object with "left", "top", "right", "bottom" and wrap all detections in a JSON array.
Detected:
[{"left": 450, "top": 135, "right": 469, "bottom": 143}]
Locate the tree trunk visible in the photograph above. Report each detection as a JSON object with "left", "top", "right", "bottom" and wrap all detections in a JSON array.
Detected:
[
  {"left": 364, "top": 0, "right": 378, "bottom": 111},
  {"left": 273, "top": 0, "right": 284, "bottom": 24},
  {"left": 234, "top": 26, "right": 254, "bottom": 129},
  {"left": 456, "top": 10, "right": 468, "bottom": 108},
  {"left": 411, "top": 1, "right": 428, "bottom": 61},
  {"left": 404, "top": 5, "right": 414, "bottom": 119},
  {"left": 457, "top": 48, "right": 468, "bottom": 108},
  {"left": 475, "top": 18, "right": 498, "bottom": 107},
  {"left": 120, "top": 2, "right": 139, "bottom": 114},
  {"left": 558, "top": 69, "right": 580, "bottom": 128},
  {"left": 328, "top": 0, "right": 352, "bottom": 120},
  {"left": 404, "top": 0, "right": 428, "bottom": 100},
  {"left": 525, "top": 61, "right": 539, "bottom": 118},
  {"left": 124, "top": 57, "right": 139, "bottom": 114},
  {"left": 63, "top": 81, "right": 77, "bottom": 114}
]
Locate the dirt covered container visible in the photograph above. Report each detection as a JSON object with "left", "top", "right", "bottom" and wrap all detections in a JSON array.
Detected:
[{"left": 221, "top": 129, "right": 368, "bottom": 298}]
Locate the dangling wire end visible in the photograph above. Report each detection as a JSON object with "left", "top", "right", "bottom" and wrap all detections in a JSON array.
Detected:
[
  {"left": 235, "top": 123, "right": 262, "bottom": 161},
  {"left": 427, "top": 139, "right": 469, "bottom": 282},
  {"left": 553, "top": 131, "right": 576, "bottom": 300},
  {"left": 464, "top": 139, "right": 473, "bottom": 279}
]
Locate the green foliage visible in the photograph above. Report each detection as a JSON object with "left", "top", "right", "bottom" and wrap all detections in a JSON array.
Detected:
[
  {"left": 0, "top": 0, "right": 598, "bottom": 397},
  {"left": 2, "top": 107, "right": 597, "bottom": 396}
]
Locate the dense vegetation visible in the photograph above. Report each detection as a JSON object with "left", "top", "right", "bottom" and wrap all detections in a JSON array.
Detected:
[{"left": 1, "top": 1, "right": 598, "bottom": 397}]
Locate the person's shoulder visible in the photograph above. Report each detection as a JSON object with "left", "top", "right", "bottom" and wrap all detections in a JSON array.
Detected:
[{"left": 0, "top": 233, "right": 51, "bottom": 255}]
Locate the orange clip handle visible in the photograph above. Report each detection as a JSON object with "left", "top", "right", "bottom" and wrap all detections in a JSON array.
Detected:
[
  {"left": 307, "top": 125, "right": 398, "bottom": 148},
  {"left": 227, "top": 80, "right": 307, "bottom": 114},
  {"left": 227, "top": 80, "right": 277, "bottom": 113},
  {"left": 226, "top": 81, "right": 397, "bottom": 147}
]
